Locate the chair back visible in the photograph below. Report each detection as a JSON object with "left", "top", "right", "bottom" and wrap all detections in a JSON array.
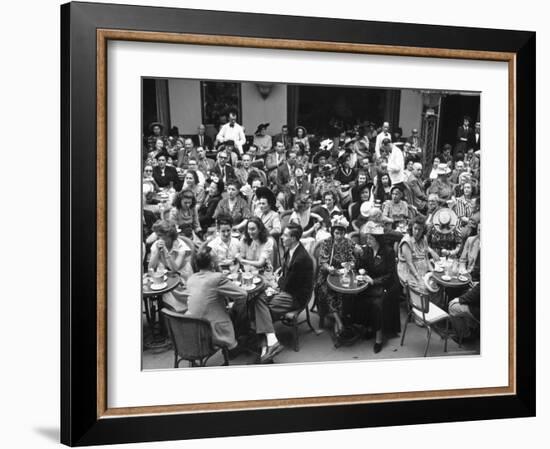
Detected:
[
  {"left": 312, "top": 240, "right": 324, "bottom": 278},
  {"left": 161, "top": 309, "right": 215, "bottom": 360},
  {"left": 405, "top": 282, "right": 430, "bottom": 321}
]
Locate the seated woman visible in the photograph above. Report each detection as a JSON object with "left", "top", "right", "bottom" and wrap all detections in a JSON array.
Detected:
[
  {"left": 182, "top": 169, "right": 205, "bottom": 204},
  {"left": 207, "top": 215, "right": 240, "bottom": 272},
  {"left": 314, "top": 215, "right": 357, "bottom": 339},
  {"left": 428, "top": 156, "right": 441, "bottom": 180},
  {"left": 350, "top": 184, "right": 374, "bottom": 232},
  {"left": 427, "top": 163, "right": 454, "bottom": 201},
  {"left": 459, "top": 221, "right": 480, "bottom": 283},
  {"left": 315, "top": 190, "right": 343, "bottom": 232},
  {"left": 236, "top": 217, "right": 274, "bottom": 275},
  {"left": 293, "top": 125, "right": 310, "bottom": 153},
  {"left": 148, "top": 220, "right": 193, "bottom": 311},
  {"left": 351, "top": 170, "right": 372, "bottom": 203},
  {"left": 427, "top": 208, "right": 462, "bottom": 258},
  {"left": 397, "top": 215, "right": 439, "bottom": 292},
  {"left": 198, "top": 177, "right": 224, "bottom": 232},
  {"left": 382, "top": 185, "right": 409, "bottom": 228},
  {"left": 374, "top": 172, "right": 392, "bottom": 204},
  {"left": 452, "top": 181, "right": 476, "bottom": 232},
  {"left": 425, "top": 193, "right": 441, "bottom": 227},
  {"left": 343, "top": 221, "right": 401, "bottom": 353},
  {"left": 167, "top": 189, "right": 202, "bottom": 242},
  {"left": 288, "top": 193, "right": 323, "bottom": 253},
  {"left": 213, "top": 180, "right": 251, "bottom": 232},
  {"left": 253, "top": 123, "right": 273, "bottom": 156},
  {"left": 254, "top": 187, "right": 282, "bottom": 237}
]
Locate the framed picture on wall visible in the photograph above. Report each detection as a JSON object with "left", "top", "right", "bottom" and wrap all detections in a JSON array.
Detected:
[{"left": 61, "top": 2, "right": 535, "bottom": 446}]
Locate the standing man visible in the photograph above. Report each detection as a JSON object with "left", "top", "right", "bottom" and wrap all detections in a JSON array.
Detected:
[
  {"left": 374, "top": 121, "right": 392, "bottom": 160},
  {"left": 386, "top": 138, "right": 405, "bottom": 190},
  {"left": 456, "top": 116, "right": 474, "bottom": 156},
  {"left": 473, "top": 122, "right": 481, "bottom": 152},
  {"left": 216, "top": 109, "right": 246, "bottom": 155},
  {"left": 273, "top": 124, "right": 292, "bottom": 150},
  {"left": 192, "top": 124, "right": 213, "bottom": 151}
]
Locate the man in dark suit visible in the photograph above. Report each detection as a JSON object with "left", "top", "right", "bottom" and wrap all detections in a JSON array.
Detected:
[
  {"left": 273, "top": 124, "right": 292, "bottom": 150},
  {"left": 276, "top": 148, "right": 298, "bottom": 189},
  {"left": 191, "top": 124, "right": 213, "bottom": 150},
  {"left": 245, "top": 224, "right": 314, "bottom": 363},
  {"left": 211, "top": 151, "right": 236, "bottom": 184},
  {"left": 196, "top": 146, "right": 216, "bottom": 178},
  {"left": 152, "top": 152, "right": 182, "bottom": 190},
  {"left": 176, "top": 137, "right": 199, "bottom": 169},
  {"left": 473, "top": 122, "right": 481, "bottom": 151},
  {"left": 406, "top": 128, "right": 424, "bottom": 150},
  {"left": 455, "top": 116, "right": 474, "bottom": 156}
]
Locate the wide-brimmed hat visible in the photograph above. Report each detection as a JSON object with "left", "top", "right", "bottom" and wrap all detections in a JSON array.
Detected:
[
  {"left": 361, "top": 221, "right": 384, "bottom": 235},
  {"left": 359, "top": 201, "right": 374, "bottom": 218},
  {"left": 320, "top": 164, "right": 337, "bottom": 175},
  {"left": 436, "top": 163, "right": 451, "bottom": 176},
  {"left": 254, "top": 123, "right": 270, "bottom": 135},
  {"left": 148, "top": 121, "right": 164, "bottom": 132},
  {"left": 319, "top": 138, "right": 334, "bottom": 152},
  {"left": 432, "top": 208, "right": 458, "bottom": 234},
  {"left": 295, "top": 125, "right": 308, "bottom": 136},
  {"left": 313, "top": 149, "right": 331, "bottom": 163},
  {"left": 423, "top": 272, "right": 441, "bottom": 293},
  {"left": 390, "top": 185, "right": 404, "bottom": 196},
  {"left": 330, "top": 215, "right": 349, "bottom": 230}
]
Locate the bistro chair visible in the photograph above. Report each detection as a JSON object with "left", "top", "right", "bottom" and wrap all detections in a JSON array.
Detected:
[
  {"left": 279, "top": 251, "right": 322, "bottom": 351},
  {"left": 161, "top": 309, "right": 230, "bottom": 367},
  {"left": 400, "top": 282, "right": 450, "bottom": 357}
]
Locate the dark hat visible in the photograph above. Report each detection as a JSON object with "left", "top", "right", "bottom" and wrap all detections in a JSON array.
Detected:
[
  {"left": 255, "top": 186, "right": 277, "bottom": 209},
  {"left": 320, "top": 164, "right": 337, "bottom": 175},
  {"left": 390, "top": 185, "right": 404, "bottom": 196},
  {"left": 148, "top": 121, "right": 164, "bottom": 132},
  {"left": 313, "top": 149, "right": 331, "bottom": 163},
  {"left": 254, "top": 123, "right": 270, "bottom": 135},
  {"left": 295, "top": 125, "right": 308, "bottom": 136}
]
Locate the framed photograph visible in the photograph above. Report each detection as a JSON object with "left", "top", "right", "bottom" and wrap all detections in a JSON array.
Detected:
[{"left": 61, "top": 1, "right": 535, "bottom": 446}]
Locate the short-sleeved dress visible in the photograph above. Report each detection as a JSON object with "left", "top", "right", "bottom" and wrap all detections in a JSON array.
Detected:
[{"left": 397, "top": 234, "right": 431, "bottom": 292}]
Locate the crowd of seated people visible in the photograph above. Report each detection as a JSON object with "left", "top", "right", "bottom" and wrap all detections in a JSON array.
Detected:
[{"left": 142, "top": 112, "right": 481, "bottom": 363}]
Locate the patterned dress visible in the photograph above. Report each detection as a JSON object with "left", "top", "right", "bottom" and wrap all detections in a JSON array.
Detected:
[
  {"left": 314, "top": 236, "right": 356, "bottom": 316},
  {"left": 397, "top": 234, "right": 431, "bottom": 292}
]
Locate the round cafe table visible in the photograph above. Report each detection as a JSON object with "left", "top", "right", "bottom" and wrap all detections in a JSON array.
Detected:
[
  {"left": 142, "top": 272, "right": 181, "bottom": 297},
  {"left": 327, "top": 272, "right": 370, "bottom": 295},
  {"left": 431, "top": 270, "right": 472, "bottom": 308}
]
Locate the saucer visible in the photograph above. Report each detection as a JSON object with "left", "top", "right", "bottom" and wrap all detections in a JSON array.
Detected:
[
  {"left": 441, "top": 275, "right": 451, "bottom": 281},
  {"left": 252, "top": 277, "right": 261, "bottom": 284},
  {"left": 243, "top": 284, "right": 256, "bottom": 291},
  {"left": 434, "top": 267, "right": 444, "bottom": 273},
  {"left": 150, "top": 282, "right": 167, "bottom": 290},
  {"left": 458, "top": 275, "right": 469, "bottom": 282}
]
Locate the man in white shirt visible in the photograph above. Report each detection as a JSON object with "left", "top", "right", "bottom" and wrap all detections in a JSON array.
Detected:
[
  {"left": 207, "top": 216, "right": 240, "bottom": 269},
  {"left": 216, "top": 110, "right": 246, "bottom": 155},
  {"left": 385, "top": 138, "right": 405, "bottom": 188},
  {"left": 375, "top": 121, "right": 392, "bottom": 160}
]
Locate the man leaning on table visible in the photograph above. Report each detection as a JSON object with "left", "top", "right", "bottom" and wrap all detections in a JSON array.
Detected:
[
  {"left": 243, "top": 223, "right": 314, "bottom": 363},
  {"left": 186, "top": 245, "right": 247, "bottom": 354}
]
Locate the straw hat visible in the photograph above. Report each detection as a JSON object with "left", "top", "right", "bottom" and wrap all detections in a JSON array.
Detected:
[
  {"left": 432, "top": 208, "right": 458, "bottom": 234},
  {"left": 436, "top": 163, "right": 451, "bottom": 176},
  {"left": 360, "top": 201, "right": 374, "bottom": 218},
  {"left": 423, "top": 272, "right": 441, "bottom": 293},
  {"left": 361, "top": 221, "right": 384, "bottom": 235},
  {"left": 319, "top": 138, "right": 334, "bottom": 152}
]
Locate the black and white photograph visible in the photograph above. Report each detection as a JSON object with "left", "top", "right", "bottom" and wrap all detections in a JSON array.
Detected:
[{"left": 141, "top": 78, "right": 481, "bottom": 368}]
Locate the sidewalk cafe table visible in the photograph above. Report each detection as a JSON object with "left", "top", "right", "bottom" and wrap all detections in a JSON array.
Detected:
[
  {"left": 327, "top": 272, "right": 370, "bottom": 295},
  {"left": 142, "top": 272, "right": 182, "bottom": 348},
  {"left": 431, "top": 270, "right": 472, "bottom": 307}
]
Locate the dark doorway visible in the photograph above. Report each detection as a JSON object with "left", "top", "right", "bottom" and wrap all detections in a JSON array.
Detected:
[
  {"left": 291, "top": 85, "right": 401, "bottom": 137},
  {"left": 438, "top": 94, "right": 480, "bottom": 152},
  {"left": 142, "top": 78, "right": 158, "bottom": 136}
]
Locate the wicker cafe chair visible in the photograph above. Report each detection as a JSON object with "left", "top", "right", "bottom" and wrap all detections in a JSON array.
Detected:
[
  {"left": 400, "top": 282, "right": 450, "bottom": 357},
  {"left": 161, "top": 309, "right": 230, "bottom": 367},
  {"left": 279, "top": 251, "right": 322, "bottom": 352}
]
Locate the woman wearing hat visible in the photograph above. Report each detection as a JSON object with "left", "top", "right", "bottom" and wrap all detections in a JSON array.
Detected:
[
  {"left": 350, "top": 184, "right": 374, "bottom": 232},
  {"left": 288, "top": 193, "right": 323, "bottom": 254},
  {"left": 253, "top": 123, "right": 272, "bottom": 156},
  {"left": 293, "top": 125, "right": 310, "bottom": 153},
  {"left": 427, "top": 163, "right": 454, "bottom": 201},
  {"left": 314, "top": 215, "right": 357, "bottom": 339},
  {"left": 426, "top": 208, "right": 462, "bottom": 258},
  {"left": 313, "top": 164, "right": 344, "bottom": 204},
  {"left": 346, "top": 221, "right": 401, "bottom": 353},
  {"left": 397, "top": 215, "right": 439, "bottom": 292}
]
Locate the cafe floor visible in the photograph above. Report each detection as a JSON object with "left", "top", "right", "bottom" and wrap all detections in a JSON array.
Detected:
[{"left": 142, "top": 302, "right": 480, "bottom": 369}]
